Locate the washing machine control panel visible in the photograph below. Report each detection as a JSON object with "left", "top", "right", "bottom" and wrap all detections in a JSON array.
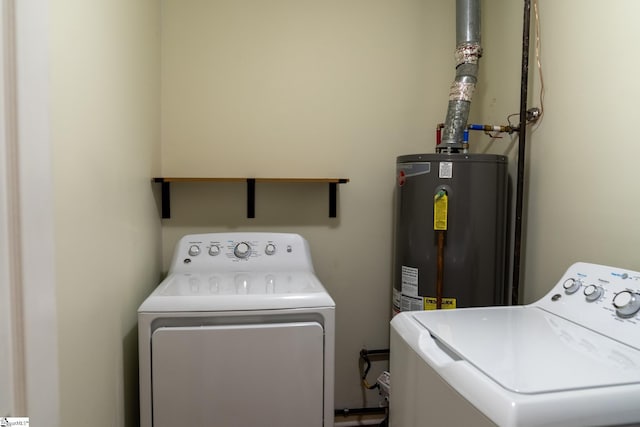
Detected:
[
  {"left": 535, "top": 262, "right": 640, "bottom": 349},
  {"left": 168, "top": 232, "right": 314, "bottom": 274}
]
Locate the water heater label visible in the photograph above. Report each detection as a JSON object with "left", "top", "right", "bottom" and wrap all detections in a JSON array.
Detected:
[
  {"left": 433, "top": 193, "right": 448, "bottom": 230},
  {"left": 439, "top": 162, "right": 453, "bottom": 178},
  {"left": 401, "top": 266, "right": 419, "bottom": 296},
  {"left": 424, "top": 297, "right": 457, "bottom": 310},
  {"left": 397, "top": 162, "right": 431, "bottom": 178},
  {"left": 401, "top": 295, "right": 423, "bottom": 311}
]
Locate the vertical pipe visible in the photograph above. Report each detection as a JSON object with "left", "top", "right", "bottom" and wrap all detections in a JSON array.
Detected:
[
  {"left": 440, "top": 0, "right": 482, "bottom": 152},
  {"left": 436, "top": 231, "right": 445, "bottom": 309},
  {"left": 456, "top": 0, "right": 481, "bottom": 43},
  {"left": 512, "top": 0, "right": 532, "bottom": 305}
]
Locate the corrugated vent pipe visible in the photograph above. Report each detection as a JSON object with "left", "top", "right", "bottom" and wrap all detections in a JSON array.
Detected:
[{"left": 439, "top": 0, "right": 482, "bottom": 153}]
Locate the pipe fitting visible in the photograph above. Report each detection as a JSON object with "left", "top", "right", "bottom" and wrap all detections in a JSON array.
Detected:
[
  {"left": 455, "top": 43, "right": 483, "bottom": 66},
  {"left": 449, "top": 81, "right": 476, "bottom": 102}
]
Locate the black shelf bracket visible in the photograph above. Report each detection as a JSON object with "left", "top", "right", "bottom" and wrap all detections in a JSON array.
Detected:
[
  {"left": 153, "top": 177, "right": 348, "bottom": 219},
  {"left": 247, "top": 178, "right": 256, "bottom": 218},
  {"left": 153, "top": 178, "right": 171, "bottom": 219},
  {"left": 331, "top": 179, "right": 349, "bottom": 218}
]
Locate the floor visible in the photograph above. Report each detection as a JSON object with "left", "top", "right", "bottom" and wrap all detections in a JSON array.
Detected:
[{"left": 334, "top": 412, "right": 387, "bottom": 426}]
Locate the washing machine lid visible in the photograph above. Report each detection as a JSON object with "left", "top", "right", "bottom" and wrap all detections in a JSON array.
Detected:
[
  {"left": 412, "top": 306, "right": 640, "bottom": 394},
  {"left": 138, "top": 271, "right": 335, "bottom": 312}
]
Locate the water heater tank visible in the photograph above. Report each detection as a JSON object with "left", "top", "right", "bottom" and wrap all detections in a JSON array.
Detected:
[{"left": 393, "top": 153, "right": 508, "bottom": 314}]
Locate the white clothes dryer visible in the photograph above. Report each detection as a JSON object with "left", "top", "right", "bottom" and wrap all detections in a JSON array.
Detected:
[
  {"left": 138, "top": 232, "right": 335, "bottom": 427},
  {"left": 390, "top": 262, "right": 640, "bottom": 426}
]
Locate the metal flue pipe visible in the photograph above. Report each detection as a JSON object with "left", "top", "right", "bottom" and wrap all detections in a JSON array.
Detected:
[{"left": 439, "top": 0, "right": 482, "bottom": 153}]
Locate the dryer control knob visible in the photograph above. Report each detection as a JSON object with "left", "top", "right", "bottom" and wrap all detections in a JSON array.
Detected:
[
  {"left": 613, "top": 291, "right": 640, "bottom": 318},
  {"left": 188, "top": 245, "right": 201, "bottom": 257},
  {"left": 583, "top": 284, "right": 604, "bottom": 302},
  {"left": 563, "top": 278, "right": 582, "bottom": 294},
  {"left": 265, "top": 243, "right": 276, "bottom": 255},
  {"left": 234, "top": 242, "right": 251, "bottom": 259}
]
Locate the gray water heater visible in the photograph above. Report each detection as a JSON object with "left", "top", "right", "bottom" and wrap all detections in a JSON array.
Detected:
[{"left": 393, "top": 153, "right": 508, "bottom": 313}]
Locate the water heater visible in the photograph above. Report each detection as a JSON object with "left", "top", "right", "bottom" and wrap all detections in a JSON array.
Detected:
[{"left": 393, "top": 153, "right": 508, "bottom": 314}]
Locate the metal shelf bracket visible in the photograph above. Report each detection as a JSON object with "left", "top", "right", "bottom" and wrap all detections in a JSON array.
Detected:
[{"left": 153, "top": 177, "right": 349, "bottom": 219}]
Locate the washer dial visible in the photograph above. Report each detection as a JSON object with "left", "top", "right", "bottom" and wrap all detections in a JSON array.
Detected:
[
  {"left": 563, "top": 278, "right": 582, "bottom": 294},
  {"left": 188, "top": 245, "right": 201, "bottom": 257},
  {"left": 583, "top": 284, "right": 604, "bottom": 302},
  {"left": 233, "top": 242, "right": 252, "bottom": 259},
  {"left": 265, "top": 243, "right": 276, "bottom": 255},
  {"left": 613, "top": 291, "right": 640, "bottom": 318}
]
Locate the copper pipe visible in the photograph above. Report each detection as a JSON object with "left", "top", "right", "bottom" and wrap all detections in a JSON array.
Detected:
[{"left": 436, "top": 231, "right": 445, "bottom": 309}]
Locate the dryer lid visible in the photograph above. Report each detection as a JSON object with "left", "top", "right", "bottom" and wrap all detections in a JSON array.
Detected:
[{"left": 412, "top": 306, "right": 640, "bottom": 394}]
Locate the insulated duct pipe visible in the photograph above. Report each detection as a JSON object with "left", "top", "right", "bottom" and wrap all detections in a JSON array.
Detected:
[{"left": 439, "top": 0, "right": 482, "bottom": 153}]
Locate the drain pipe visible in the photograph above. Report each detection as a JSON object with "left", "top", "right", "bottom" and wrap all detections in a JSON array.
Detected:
[{"left": 439, "top": 0, "right": 482, "bottom": 153}]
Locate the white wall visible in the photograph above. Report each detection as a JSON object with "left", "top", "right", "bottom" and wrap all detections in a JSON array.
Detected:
[
  {"left": 523, "top": 0, "right": 640, "bottom": 302},
  {"left": 159, "top": 0, "right": 523, "bottom": 409},
  {"left": 50, "top": 0, "right": 161, "bottom": 425}
]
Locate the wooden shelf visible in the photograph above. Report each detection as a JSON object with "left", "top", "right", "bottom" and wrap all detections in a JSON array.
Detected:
[{"left": 153, "top": 177, "right": 349, "bottom": 219}]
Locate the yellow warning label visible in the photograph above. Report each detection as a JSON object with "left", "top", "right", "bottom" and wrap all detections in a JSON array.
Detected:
[
  {"left": 424, "top": 297, "right": 457, "bottom": 310},
  {"left": 434, "top": 193, "right": 448, "bottom": 230}
]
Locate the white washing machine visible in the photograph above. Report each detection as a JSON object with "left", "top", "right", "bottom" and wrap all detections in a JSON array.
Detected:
[
  {"left": 138, "top": 232, "right": 335, "bottom": 427},
  {"left": 390, "top": 262, "right": 640, "bottom": 426}
]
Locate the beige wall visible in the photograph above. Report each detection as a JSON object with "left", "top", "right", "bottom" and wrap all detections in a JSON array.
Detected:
[
  {"left": 50, "top": 0, "right": 161, "bottom": 425},
  {"left": 161, "top": 0, "right": 454, "bottom": 177},
  {"left": 523, "top": 0, "right": 640, "bottom": 302},
  {"left": 159, "top": 0, "right": 523, "bottom": 409}
]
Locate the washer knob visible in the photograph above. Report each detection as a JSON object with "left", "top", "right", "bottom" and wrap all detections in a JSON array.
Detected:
[
  {"left": 583, "top": 284, "right": 604, "bottom": 302},
  {"left": 208, "top": 244, "right": 221, "bottom": 256},
  {"left": 234, "top": 242, "right": 251, "bottom": 259},
  {"left": 188, "top": 245, "right": 201, "bottom": 257},
  {"left": 563, "top": 278, "right": 582, "bottom": 294},
  {"left": 265, "top": 243, "right": 276, "bottom": 255},
  {"left": 613, "top": 291, "right": 640, "bottom": 318}
]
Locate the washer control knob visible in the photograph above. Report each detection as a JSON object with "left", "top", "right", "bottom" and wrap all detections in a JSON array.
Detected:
[
  {"left": 563, "top": 278, "right": 582, "bottom": 294},
  {"left": 234, "top": 242, "right": 251, "bottom": 259},
  {"left": 265, "top": 243, "right": 276, "bottom": 255},
  {"left": 613, "top": 291, "right": 640, "bottom": 318},
  {"left": 188, "top": 245, "right": 201, "bottom": 257},
  {"left": 208, "top": 244, "right": 221, "bottom": 256},
  {"left": 583, "top": 284, "right": 604, "bottom": 302}
]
